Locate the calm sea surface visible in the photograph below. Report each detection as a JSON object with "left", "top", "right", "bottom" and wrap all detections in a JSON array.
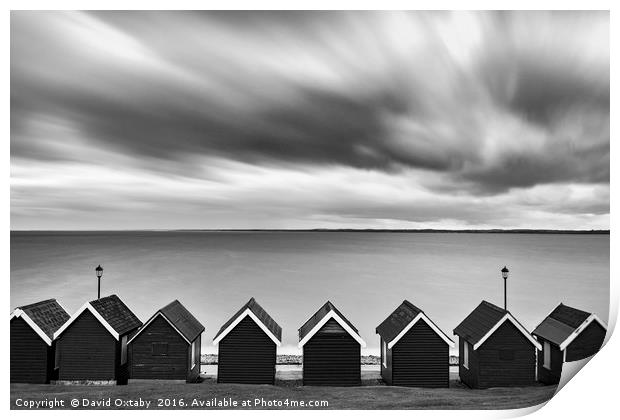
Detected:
[{"left": 10, "top": 231, "right": 609, "bottom": 355}]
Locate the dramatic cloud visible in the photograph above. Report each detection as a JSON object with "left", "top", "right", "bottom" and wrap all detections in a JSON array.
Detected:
[{"left": 10, "top": 11, "right": 609, "bottom": 229}]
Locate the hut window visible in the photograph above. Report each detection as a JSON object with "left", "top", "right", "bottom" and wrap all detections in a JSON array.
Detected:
[
  {"left": 382, "top": 340, "right": 387, "bottom": 368},
  {"left": 463, "top": 342, "right": 469, "bottom": 369},
  {"left": 191, "top": 340, "right": 197, "bottom": 368},
  {"left": 543, "top": 341, "right": 551, "bottom": 369},
  {"left": 152, "top": 342, "right": 169, "bottom": 356},
  {"left": 121, "top": 335, "right": 128, "bottom": 365},
  {"left": 499, "top": 349, "right": 515, "bottom": 361}
]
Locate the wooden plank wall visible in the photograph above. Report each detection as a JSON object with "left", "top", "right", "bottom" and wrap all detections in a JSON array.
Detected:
[
  {"left": 129, "top": 315, "right": 189, "bottom": 381},
  {"left": 475, "top": 322, "right": 536, "bottom": 388},
  {"left": 217, "top": 316, "right": 276, "bottom": 385},
  {"left": 391, "top": 321, "right": 449, "bottom": 387},
  {"left": 57, "top": 311, "right": 117, "bottom": 381},
  {"left": 10, "top": 317, "right": 50, "bottom": 383},
  {"left": 566, "top": 322, "right": 606, "bottom": 362},
  {"left": 303, "top": 318, "right": 361, "bottom": 386}
]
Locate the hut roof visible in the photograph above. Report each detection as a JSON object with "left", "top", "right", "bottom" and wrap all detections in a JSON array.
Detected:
[
  {"left": 89, "top": 295, "right": 143, "bottom": 336},
  {"left": 376, "top": 300, "right": 454, "bottom": 348},
  {"left": 298, "top": 301, "right": 365, "bottom": 347},
  {"left": 532, "top": 303, "right": 607, "bottom": 350},
  {"left": 129, "top": 300, "right": 204, "bottom": 345},
  {"left": 11, "top": 299, "right": 70, "bottom": 345},
  {"left": 213, "top": 297, "right": 282, "bottom": 346},
  {"left": 54, "top": 294, "right": 142, "bottom": 340},
  {"left": 453, "top": 300, "right": 541, "bottom": 351}
]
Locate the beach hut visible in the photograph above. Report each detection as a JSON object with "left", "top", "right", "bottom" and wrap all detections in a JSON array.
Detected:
[
  {"left": 53, "top": 294, "right": 142, "bottom": 384},
  {"left": 532, "top": 303, "right": 607, "bottom": 385},
  {"left": 128, "top": 300, "right": 204, "bottom": 383},
  {"left": 453, "top": 300, "right": 541, "bottom": 389},
  {"left": 10, "top": 299, "right": 70, "bottom": 383},
  {"left": 298, "top": 301, "right": 366, "bottom": 386},
  {"left": 376, "top": 300, "right": 454, "bottom": 387},
  {"left": 213, "top": 297, "right": 282, "bottom": 385}
]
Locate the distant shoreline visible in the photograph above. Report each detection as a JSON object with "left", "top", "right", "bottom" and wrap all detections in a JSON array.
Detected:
[
  {"left": 11, "top": 229, "right": 610, "bottom": 234},
  {"left": 198, "top": 354, "right": 459, "bottom": 366}
]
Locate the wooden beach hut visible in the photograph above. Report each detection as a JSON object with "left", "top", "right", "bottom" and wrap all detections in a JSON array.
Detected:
[
  {"left": 213, "top": 297, "right": 282, "bottom": 385},
  {"left": 128, "top": 300, "right": 204, "bottom": 383},
  {"left": 376, "top": 300, "right": 454, "bottom": 387},
  {"left": 298, "top": 301, "right": 366, "bottom": 386},
  {"left": 453, "top": 300, "right": 541, "bottom": 389},
  {"left": 10, "top": 299, "right": 70, "bottom": 383},
  {"left": 532, "top": 303, "right": 607, "bottom": 385},
  {"left": 53, "top": 294, "right": 142, "bottom": 384}
]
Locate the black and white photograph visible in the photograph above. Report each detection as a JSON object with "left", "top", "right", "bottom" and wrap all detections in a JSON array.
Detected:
[{"left": 9, "top": 8, "right": 611, "bottom": 411}]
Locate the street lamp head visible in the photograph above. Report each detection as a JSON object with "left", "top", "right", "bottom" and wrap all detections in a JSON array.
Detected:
[
  {"left": 95, "top": 265, "right": 103, "bottom": 278},
  {"left": 501, "top": 266, "right": 509, "bottom": 280}
]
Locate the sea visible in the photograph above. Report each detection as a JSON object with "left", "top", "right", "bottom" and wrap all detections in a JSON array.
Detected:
[{"left": 10, "top": 231, "right": 610, "bottom": 355}]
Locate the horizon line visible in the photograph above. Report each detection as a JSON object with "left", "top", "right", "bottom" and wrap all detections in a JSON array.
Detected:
[{"left": 10, "top": 228, "right": 610, "bottom": 234}]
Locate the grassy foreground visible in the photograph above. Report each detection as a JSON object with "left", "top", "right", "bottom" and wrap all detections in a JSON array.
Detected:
[{"left": 10, "top": 378, "right": 557, "bottom": 410}]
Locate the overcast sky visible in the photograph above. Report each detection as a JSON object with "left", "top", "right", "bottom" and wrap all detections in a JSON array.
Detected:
[{"left": 11, "top": 11, "right": 609, "bottom": 230}]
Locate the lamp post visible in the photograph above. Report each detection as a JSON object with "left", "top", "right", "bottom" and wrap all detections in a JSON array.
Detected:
[
  {"left": 501, "top": 266, "right": 509, "bottom": 310},
  {"left": 96, "top": 265, "right": 103, "bottom": 300}
]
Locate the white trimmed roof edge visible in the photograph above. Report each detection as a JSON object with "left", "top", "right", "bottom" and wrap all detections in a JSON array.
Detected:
[
  {"left": 213, "top": 308, "right": 281, "bottom": 347},
  {"left": 298, "top": 309, "right": 366, "bottom": 348},
  {"left": 472, "top": 313, "right": 542, "bottom": 351},
  {"left": 558, "top": 314, "right": 608, "bottom": 351},
  {"left": 53, "top": 302, "right": 121, "bottom": 341},
  {"left": 10, "top": 309, "right": 53, "bottom": 346},
  {"left": 385, "top": 312, "right": 455, "bottom": 349}
]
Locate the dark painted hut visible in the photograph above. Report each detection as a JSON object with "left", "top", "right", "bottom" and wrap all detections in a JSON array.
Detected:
[
  {"left": 298, "top": 301, "right": 366, "bottom": 386},
  {"left": 376, "top": 300, "right": 454, "bottom": 387},
  {"left": 453, "top": 300, "right": 541, "bottom": 389},
  {"left": 213, "top": 297, "right": 282, "bottom": 385},
  {"left": 53, "top": 295, "right": 142, "bottom": 384},
  {"left": 10, "top": 299, "right": 70, "bottom": 383},
  {"left": 532, "top": 303, "right": 607, "bottom": 385},
  {"left": 128, "top": 300, "right": 204, "bottom": 382}
]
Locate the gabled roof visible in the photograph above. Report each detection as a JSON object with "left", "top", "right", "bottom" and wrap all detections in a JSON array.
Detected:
[
  {"left": 376, "top": 300, "right": 422, "bottom": 342},
  {"left": 54, "top": 295, "right": 142, "bottom": 341},
  {"left": 10, "top": 299, "right": 70, "bottom": 346},
  {"left": 545, "top": 303, "right": 591, "bottom": 328},
  {"left": 453, "top": 301, "right": 507, "bottom": 344},
  {"left": 128, "top": 300, "right": 204, "bottom": 345},
  {"left": 531, "top": 316, "right": 575, "bottom": 346},
  {"left": 453, "top": 300, "right": 541, "bottom": 351},
  {"left": 213, "top": 298, "right": 282, "bottom": 346},
  {"left": 532, "top": 303, "right": 607, "bottom": 350},
  {"left": 376, "top": 300, "right": 454, "bottom": 348},
  {"left": 298, "top": 301, "right": 366, "bottom": 348}
]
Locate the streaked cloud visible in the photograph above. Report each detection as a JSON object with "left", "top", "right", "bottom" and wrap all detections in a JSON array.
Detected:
[{"left": 10, "top": 11, "right": 609, "bottom": 229}]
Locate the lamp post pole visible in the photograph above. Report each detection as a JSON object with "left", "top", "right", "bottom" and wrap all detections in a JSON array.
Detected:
[
  {"left": 96, "top": 265, "right": 103, "bottom": 300},
  {"left": 501, "top": 266, "right": 509, "bottom": 310}
]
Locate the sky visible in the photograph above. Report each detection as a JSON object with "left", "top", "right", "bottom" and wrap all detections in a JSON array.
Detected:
[{"left": 10, "top": 11, "right": 609, "bottom": 230}]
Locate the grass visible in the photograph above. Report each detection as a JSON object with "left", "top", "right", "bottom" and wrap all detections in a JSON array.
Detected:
[{"left": 10, "top": 377, "right": 557, "bottom": 410}]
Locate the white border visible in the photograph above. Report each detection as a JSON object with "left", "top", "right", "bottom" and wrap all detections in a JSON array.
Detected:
[
  {"left": 53, "top": 302, "right": 120, "bottom": 340},
  {"left": 386, "top": 312, "right": 455, "bottom": 349},
  {"left": 559, "top": 314, "right": 608, "bottom": 351},
  {"left": 3, "top": 6, "right": 615, "bottom": 419},
  {"left": 213, "top": 308, "right": 282, "bottom": 346},
  {"left": 9, "top": 309, "right": 53, "bottom": 346},
  {"left": 298, "top": 309, "right": 366, "bottom": 348},
  {"left": 472, "top": 313, "right": 542, "bottom": 351}
]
